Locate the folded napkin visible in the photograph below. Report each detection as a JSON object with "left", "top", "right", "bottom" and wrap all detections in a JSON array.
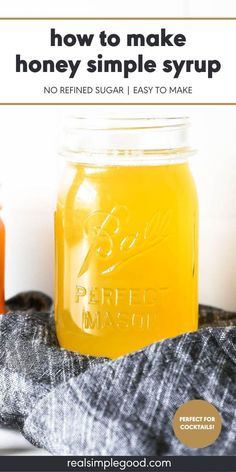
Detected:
[{"left": 0, "top": 292, "right": 235, "bottom": 456}]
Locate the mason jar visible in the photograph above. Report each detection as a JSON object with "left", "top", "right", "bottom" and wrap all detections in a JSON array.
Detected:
[{"left": 55, "top": 117, "right": 198, "bottom": 358}]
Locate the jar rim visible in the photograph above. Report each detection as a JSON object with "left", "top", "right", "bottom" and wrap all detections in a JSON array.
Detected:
[
  {"left": 66, "top": 116, "right": 189, "bottom": 131},
  {"left": 60, "top": 116, "right": 193, "bottom": 166}
]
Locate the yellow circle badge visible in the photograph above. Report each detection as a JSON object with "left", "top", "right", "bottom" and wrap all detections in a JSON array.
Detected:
[{"left": 173, "top": 400, "right": 222, "bottom": 448}]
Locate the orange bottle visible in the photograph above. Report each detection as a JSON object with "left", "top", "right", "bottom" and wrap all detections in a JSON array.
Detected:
[{"left": 0, "top": 209, "right": 5, "bottom": 314}]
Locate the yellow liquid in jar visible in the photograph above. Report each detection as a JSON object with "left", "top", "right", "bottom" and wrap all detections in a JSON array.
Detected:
[{"left": 55, "top": 162, "right": 198, "bottom": 358}]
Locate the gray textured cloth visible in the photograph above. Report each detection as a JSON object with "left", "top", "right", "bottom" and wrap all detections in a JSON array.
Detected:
[{"left": 0, "top": 295, "right": 235, "bottom": 456}]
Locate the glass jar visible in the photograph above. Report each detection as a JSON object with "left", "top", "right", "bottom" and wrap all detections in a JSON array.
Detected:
[{"left": 55, "top": 117, "right": 198, "bottom": 358}]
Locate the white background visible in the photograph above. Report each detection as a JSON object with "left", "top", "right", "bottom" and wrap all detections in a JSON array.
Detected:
[{"left": 1, "top": 0, "right": 236, "bottom": 18}]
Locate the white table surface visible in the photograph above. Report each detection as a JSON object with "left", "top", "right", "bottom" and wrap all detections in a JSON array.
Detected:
[{"left": 0, "top": 427, "right": 50, "bottom": 456}]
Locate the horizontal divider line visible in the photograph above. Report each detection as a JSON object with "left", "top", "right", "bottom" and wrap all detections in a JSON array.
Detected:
[
  {"left": 0, "top": 103, "right": 235, "bottom": 106},
  {"left": 0, "top": 17, "right": 235, "bottom": 20}
]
